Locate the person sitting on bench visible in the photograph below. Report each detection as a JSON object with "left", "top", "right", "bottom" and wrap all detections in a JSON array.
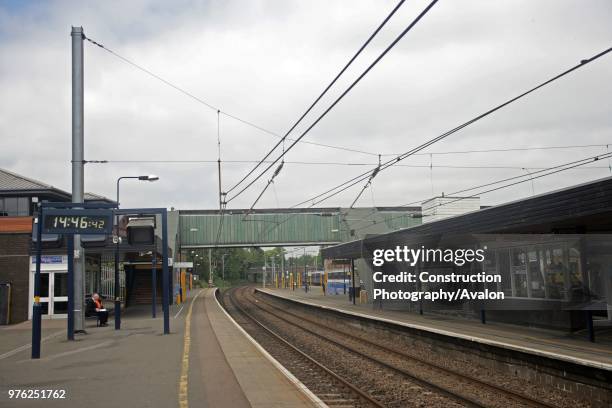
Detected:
[{"left": 88, "top": 293, "right": 108, "bottom": 326}]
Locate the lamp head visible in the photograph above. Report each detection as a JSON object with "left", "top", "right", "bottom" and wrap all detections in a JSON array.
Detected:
[{"left": 139, "top": 175, "right": 159, "bottom": 181}]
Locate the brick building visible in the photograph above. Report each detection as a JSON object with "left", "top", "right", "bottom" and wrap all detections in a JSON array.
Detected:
[{"left": 0, "top": 168, "right": 114, "bottom": 324}]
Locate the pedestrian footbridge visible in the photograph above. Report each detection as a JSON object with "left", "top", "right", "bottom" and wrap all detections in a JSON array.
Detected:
[{"left": 178, "top": 207, "right": 421, "bottom": 248}]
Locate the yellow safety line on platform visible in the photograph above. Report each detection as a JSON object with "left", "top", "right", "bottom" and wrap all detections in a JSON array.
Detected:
[{"left": 178, "top": 289, "right": 202, "bottom": 408}]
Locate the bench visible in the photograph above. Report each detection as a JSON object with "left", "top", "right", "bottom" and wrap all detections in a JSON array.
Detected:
[{"left": 85, "top": 298, "right": 101, "bottom": 327}]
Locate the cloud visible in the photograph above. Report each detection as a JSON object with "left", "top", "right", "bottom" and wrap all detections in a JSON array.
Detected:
[{"left": 1, "top": 0, "right": 611, "bottom": 211}]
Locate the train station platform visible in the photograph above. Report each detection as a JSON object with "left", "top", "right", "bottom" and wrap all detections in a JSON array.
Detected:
[
  {"left": 189, "top": 288, "right": 322, "bottom": 408},
  {"left": 258, "top": 287, "right": 612, "bottom": 371},
  {"left": 0, "top": 289, "right": 321, "bottom": 408},
  {"left": 0, "top": 300, "right": 187, "bottom": 408}
]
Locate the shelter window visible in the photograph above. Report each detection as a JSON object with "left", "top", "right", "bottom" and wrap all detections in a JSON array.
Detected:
[
  {"left": 567, "top": 247, "right": 583, "bottom": 301},
  {"left": 494, "top": 249, "right": 512, "bottom": 296},
  {"left": 511, "top": 248, "right": 528, "bottom": 297},
  {"left": 537, "top": 247, "right": 565, "bottom": 299},
  {"left": 502, "top": 242, "right": 584, "bottom": 300},
  {"left": 527, "top": 250, "right": 545, "bottom": 298}
]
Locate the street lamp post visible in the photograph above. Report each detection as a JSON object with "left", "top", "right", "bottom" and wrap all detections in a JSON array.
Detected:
[
  {"left": 221, "top": 253, "right": 228, "bottom": 281},
  {"left": 114, "top": 175, "right": 159, "bottom": 330}
]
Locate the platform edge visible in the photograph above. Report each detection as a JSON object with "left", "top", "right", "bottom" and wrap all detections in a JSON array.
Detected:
[
  {"left": 257, "top": 288, "right": 612, "bottom": 372},
  {"left": 214, "top": 288, "right": 328, "bottom": 408}
]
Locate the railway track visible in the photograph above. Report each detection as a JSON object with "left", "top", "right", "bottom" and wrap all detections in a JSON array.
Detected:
[
  {"left": 224, "top": 287, "right": 466, "bottom": 407},
  {"left": 220, "top": 286, "right": 385, "bottom": 408},
  {"left": 249, "top": 289, "right": 562, "bottom": 408},
  {"left": 224, "top": 286, "right": 568, "bottom": 408}
]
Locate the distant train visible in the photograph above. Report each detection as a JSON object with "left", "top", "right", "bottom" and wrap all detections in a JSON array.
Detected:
[{"left": 307, "top": 268, "right": 352, "bottom": 295}]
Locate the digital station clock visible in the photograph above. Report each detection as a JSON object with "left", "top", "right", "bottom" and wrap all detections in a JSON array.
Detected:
[{"left": 43, "top": 209, "right": 113, "bottom": 234}]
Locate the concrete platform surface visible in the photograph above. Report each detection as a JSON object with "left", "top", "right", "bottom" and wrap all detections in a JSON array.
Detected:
[
  {"left": 0, "top": 289, "right": 321, "bottom": 408},
  {"left": 190, "top": 288, "right": 321, "bottom": 408},
  {"left": 259, "top": 287, "right": 612, "bottom": 371},
  {"left": 0, "top": 301, "right": 187, "bottom": 408}
]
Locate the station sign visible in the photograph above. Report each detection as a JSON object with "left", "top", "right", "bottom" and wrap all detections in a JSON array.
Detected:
[
  {"left": 30, "top": 255, "right": 66, "bottom": 264},
  {"left": 42, "top": 209, "right": 113, "bottom": 235},
  {"left": 173, "top": 262, "right": 193, "bottom": 268}
]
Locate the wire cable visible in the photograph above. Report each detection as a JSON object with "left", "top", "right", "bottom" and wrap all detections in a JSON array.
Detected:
[
  {"left": 87, "top": 144, "right": 612, "bottom": 165},
  {"left": 88, "top": 160, "right": 612, "bottom": 170},
  {"left": 225, "top": 0, "right": 407, "bottom": 195},
  {"left": 341, "top": 150, "right": 612, "bottom": 229},
  {"left": 295, "top": 46, "right": 612, "bottom": 209},
  {"left": 260, "top": 151, "right": 612, "bottom": 238},
  {"left": 350, "top": 155, "right": 381, "bottom": 208},
  {"left": 352, "top": 152, "right": 612, "bottom": 232},
  {"left": 83, "top": 35, "right": 381, "bottom": 158},
  {"left": 226, "top": 0, "right": 439, "bottom": 204}
]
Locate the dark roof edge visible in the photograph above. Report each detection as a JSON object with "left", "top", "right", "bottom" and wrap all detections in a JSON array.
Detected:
[
  {"left": 321, "top": 175, "right": 612, "bottom": 258},
  {"left": 179, "top": 206, "right": 421, "bottom": 215}
]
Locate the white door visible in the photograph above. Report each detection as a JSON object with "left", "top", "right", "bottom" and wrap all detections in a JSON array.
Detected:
[
  {"left": 51, "top": 271, "right": 68, "bottom": 317},
  {"left": 39, "top": 271, "right": 68, "bottom": 319}
]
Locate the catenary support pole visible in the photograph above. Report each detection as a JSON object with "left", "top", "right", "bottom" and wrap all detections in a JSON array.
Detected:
[
  {"left": 71, "top": 26, "right": 85, "bottom": 333},
  {"left": 31, "top": 206, "right": 43, "bottom": 358},
  {"left": 208, "top": 248, "right": 212, "bottom": 287},
  {"left": 263, "top": 257, "right": 266, "bottom": 288}
]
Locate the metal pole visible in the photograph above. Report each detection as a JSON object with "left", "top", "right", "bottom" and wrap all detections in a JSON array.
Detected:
[
  {"left": 263, "top": 257, "right": 266, "bottom": 288},
  {"left": 587, "top": 310, "right": 595, "bottom": 342},
  {"left": 303, "top": 248, "right": 306, "bottom": 291},
  {"left": 162, "top": 209, "right": 170, "bottom": 334},
  {"left": 152, "top": 239, "right": 157, "bottom": 318},
  {"left": 71, "top": 26, "right": 85, "bottom": 333},
  {"left": 351, "top": 258, "right": 356, "bottom": 305},
  {"left": 114, "top": 180, "right": 121, "bottom": 330},
  {"left": 281, "top": 253, "right": 284, "bottom": 288},
  {"left": 208, "top": 248, "right": 212, "bottom": 287},
  {"left": 218, "top": 159, "right": 223, "bottom": 210},
  {"left": 222, "top": 254, "right": 225, "bottom": 281},
  {"left": 67, "top": 235, "right": 75, "bottom": 340},
  {"left": 343, "top": 262, "right": 346, "bottom": 295},
  {"left": 217, "top": 110, "right": 223, "bottom": 210},
  {"left": 31, "top": 206, "right": 43, "bottom": 358},
  {"left": 292, "top": 257, "right": 295, "bottom": 291},
  {"left": 113, "top": 229, "right": 121, "bottom": 329}
]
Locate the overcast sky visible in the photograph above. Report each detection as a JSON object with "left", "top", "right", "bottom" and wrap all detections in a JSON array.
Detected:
[{"left": 1, "top": 0, "right": 611, "bottom": 211}]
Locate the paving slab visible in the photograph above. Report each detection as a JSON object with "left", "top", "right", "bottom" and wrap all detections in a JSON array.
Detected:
[
  {"left": 192, "top": 288, "right": 320, "bottom": 408},
  {"left": 0, "top": 302, "right": 186, "bottom": 408}
]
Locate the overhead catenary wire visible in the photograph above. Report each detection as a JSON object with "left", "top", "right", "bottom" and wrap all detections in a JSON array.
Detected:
[
  {"left": 226, "top": 0, "right": 440, "bottom": 204},
  {"left": 85, "top": 143, "right": 612, "bottom": 165},
  {"left": 225, "top": 0, "right": 407, "bottom": 196},
  {"left": 351, "top": 152, "right": 612, "bottom": 232},
  {"left": 344, "top": 150, "right": 612, "bottom": 229},
  {"left": 82, "top": 35, "right": 381, "bottom": 158},
  {"left": 350, "top": 155, "right": 381, "bottom": 208},
  {"left": 292, "top": 46, "right": 612, "bottom": 210},
  {"left": 242, "top": 159, "right": 285, "bottom": 221},
  {"left": 87, "top": 160, "right": 612, "bottom": 170},
  {"left": 261, "top": 151, "right": 612, "bottom": 238},
  {"left": 87, "top": 161, "right": 612, "bottom": 170}
]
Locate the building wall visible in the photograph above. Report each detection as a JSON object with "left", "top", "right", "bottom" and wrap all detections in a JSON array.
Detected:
[
  {"left": 422, "top": 196, "right": 480, "bottom": 223},
  {"left": 0, "top": 233, "right": 31, "bottom": 324}
]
